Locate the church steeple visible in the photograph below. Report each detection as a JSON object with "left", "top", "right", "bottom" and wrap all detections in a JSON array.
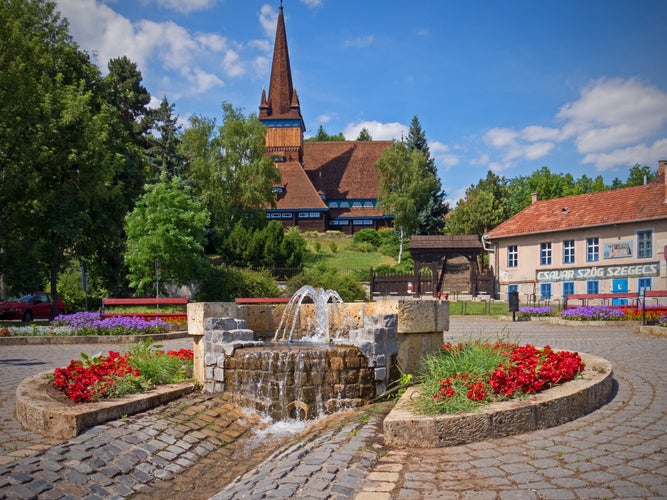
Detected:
[{"left": 259, "top": 2, "right": 305, "bottom": 162}]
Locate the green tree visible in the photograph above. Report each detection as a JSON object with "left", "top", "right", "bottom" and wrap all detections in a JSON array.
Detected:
[
  {"left": 375, "top": 142, "right": 438, "bottom": 262},
  {"left": 180, "top": 103, "right": 280, "bottom": 249},
  {"left": 506, "top": 166, "right": 609, "bottom": 216},
  {"left": 356, "top": 127, "right": 372, "bottom": 141},
  {"left": 0, "top": 0, "right": 135, "bottom": 312},
  {"left": 306, "top": 125, "right": 345, "bottom": 142},
  {"left": 625, "top": 164, "right": 656, "bottom": 187},
  {"left": 405, "top": 116, "right": 448, "bottom": 234},
  {"left": 144, "top": 96, "right": 185, "bottom": 180},
  {"left": 445, "top": 171, "right": 509, "bottom": 236},
  {"left": 124, "top": 175, "right": 210, "bottom": 295}
]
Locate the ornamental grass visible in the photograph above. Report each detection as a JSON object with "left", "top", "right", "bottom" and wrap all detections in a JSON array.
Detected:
[{"left": 415, "top": 338, "right": 585, "bottom": 415}]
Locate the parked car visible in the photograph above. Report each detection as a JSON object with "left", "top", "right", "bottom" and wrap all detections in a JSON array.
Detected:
[{"left": 0, "top": 292, "right": 66, "bottom": 322}]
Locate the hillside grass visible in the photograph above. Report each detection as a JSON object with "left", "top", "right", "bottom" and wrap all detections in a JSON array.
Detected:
[{"left": 303, "top": 233, "right": 396, "bottom": 271}]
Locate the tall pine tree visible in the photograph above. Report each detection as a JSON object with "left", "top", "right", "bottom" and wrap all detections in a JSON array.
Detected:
[{"left": 405, "top": 116, "right": 448, "bottom": 234}]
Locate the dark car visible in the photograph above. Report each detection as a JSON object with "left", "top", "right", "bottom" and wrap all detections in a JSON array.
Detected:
[{"left": 0, "top": 292, "right": 66, "bottom": 322}]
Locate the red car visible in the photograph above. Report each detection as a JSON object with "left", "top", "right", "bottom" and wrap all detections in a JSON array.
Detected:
[{"left": 0, "top": 292, "right": 66, "bottom": 322}]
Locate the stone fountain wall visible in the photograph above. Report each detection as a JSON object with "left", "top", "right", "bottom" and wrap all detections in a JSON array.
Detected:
[{"left": 187, "top": 299, "right": 449, "bottom": 419}]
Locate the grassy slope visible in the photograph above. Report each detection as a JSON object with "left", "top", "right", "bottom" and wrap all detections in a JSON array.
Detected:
[{"left": 303, "top": 234, "right": 396, "bottom": 271}]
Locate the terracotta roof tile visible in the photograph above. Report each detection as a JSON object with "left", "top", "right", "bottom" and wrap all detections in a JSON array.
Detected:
[
  {"left": 273, "top": 161, "right": 327, "bottom": 210},
  {"left": 410, "top": 235, "right": 482, "bottom": 250},
  {"left": 487, "top": 174, "right": 667, "bottom": 239},
  {"left": 329, "top": 207, "right": 388, "bottom": 219},
  {"left": 303, "top": 141, "right": 391, "bottom": 200}
]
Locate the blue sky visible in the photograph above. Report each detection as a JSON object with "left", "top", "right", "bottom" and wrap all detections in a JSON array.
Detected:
[{"left": 54, "top": 0, "right": 667, "bottom": 204}]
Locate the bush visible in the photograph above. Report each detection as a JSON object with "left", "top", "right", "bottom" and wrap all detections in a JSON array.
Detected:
[
  {"left": 287, "top": 266, "right": 366, "bottom": 302},
  {"left": 352, "top": 229, "right": 381, "bottom": 248},
  {"left": 196, "top": 265, "right": 282, "bottom": 301}
]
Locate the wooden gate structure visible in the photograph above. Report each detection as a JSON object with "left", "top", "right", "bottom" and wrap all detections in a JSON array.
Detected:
[{"left": 408, "top": 235, "right": 494, "bottom": 297}]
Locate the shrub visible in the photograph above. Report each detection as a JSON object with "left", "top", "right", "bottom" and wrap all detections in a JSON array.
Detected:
[
  {"left": 196, "top": 265, "right": 281, "bottom": 301},
  {"left": 352, "top": 229, "right": 381, "bottom": 248},
  {"left": 287, "top": 266, "right": 366, "bottom": 302}
]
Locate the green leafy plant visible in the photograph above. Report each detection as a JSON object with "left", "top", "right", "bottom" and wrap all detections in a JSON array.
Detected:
[{"left": 415, "top": 338, "right": 585, "bottom": 415}]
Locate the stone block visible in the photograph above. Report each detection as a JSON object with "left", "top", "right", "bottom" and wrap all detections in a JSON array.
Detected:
[
  {"left": 490, "top": 402, "right": 536, "bottom": 438},
  {"left": 435, "top": 301, "right": 450, "bottom": 332},
  {"left": 396, "top": 331, "right": 443, "bottom": 374},
  {"left": 213, "top": 367, "right": 225, "bottom": 382},
  {"left": 398, "top": 300, "right": 436, "bottom": 334},
  {"left": 204, "top": 352, "right": 215, "bottom": 366},
  {"left": 205, "top": 317, "right": 241, "bottom": 331},
  {"left": 188, "top": 303, "right": 228, "bottom": 337},
  {"left": 435, "top": 413, "right": 491, "bottom": 447},
  {"left": 230, "top": 329, "right": 254, "bottom": 341}
]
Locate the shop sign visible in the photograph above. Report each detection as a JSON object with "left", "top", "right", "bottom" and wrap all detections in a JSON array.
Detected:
[{"left": 537, "top": 262, "right": 659, "bottom": 282}]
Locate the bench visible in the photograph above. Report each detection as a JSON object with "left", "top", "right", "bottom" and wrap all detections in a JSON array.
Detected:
[
  {"left": 565, "top": 293, "right": 639, "bottom": 307},
  {"left": 101, "top": 297, "right": 188, "bottom": 322},
  {"left": 234, "top": 297, "right": 291, "bottom": 304}
]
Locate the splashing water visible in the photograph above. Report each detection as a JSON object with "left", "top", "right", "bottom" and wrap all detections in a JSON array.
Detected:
[{"left": 273, "top": 286, "right": 348, "bottom": 343}]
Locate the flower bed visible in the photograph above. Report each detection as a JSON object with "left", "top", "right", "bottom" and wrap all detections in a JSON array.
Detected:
[
  {"left": 560, "top": 305, "right": 627, "bottom": 321},
  {"left": 416, "top": 340, "right": 584, "bottom": 415},
  {"left": 51, "top": 341, "right": 194, "bottom": 402},
  {"left": 2, "top": 311, "right": 175, "bottom": 337}
]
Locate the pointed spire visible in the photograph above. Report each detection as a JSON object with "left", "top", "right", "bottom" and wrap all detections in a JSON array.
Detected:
[
  {"left": 260, "top": 88, "right": 269, "bottom": 110},
  {"left": 259, "top": 1, "right": 303, "bottom": 124}
]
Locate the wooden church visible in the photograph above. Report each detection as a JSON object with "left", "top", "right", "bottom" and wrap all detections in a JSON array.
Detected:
[{"left": 260, "top": 4, "right": 393, "bottom": 234}]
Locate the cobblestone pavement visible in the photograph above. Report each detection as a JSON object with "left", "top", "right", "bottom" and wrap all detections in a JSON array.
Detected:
[{"left": 0, "top": 318, "right": 665, "bottom": 499}]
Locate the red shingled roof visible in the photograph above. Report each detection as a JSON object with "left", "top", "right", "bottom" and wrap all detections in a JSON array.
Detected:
[
  {"left": 274, "top": 161, "right": 327, "bottom": 210},
  {"left": 303, "top": 141, "right": 391, "bottom": 200},
  {"left": 487, "top": 172, "right": 667, "bottom": 239}
]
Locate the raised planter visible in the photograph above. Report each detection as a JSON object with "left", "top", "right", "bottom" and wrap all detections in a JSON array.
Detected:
[
  {"left": 383, "top": 351, "right": 613, "bottom": 448},
  {"left": 15, "top": 371, "right": 195, "bottom": 439}
]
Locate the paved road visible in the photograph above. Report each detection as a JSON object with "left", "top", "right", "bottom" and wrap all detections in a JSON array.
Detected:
[{"left": 0, "top": 318, "right": 665, "bottom": 499}]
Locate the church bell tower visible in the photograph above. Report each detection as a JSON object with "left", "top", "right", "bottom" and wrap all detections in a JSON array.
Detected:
[{"left": 259, "top": 2, "right": 305, "bottom": 163}]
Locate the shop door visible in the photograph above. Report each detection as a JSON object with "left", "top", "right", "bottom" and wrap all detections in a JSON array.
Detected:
[{"left": 612, "top": 278, "right": 628, "bottom": 305}]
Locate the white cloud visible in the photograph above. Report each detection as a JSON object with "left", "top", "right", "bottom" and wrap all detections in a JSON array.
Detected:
[
  {"left": 481, "top": 78, "right": 667, "bottom": 173},
  {"left": 582, "top": 138, "right": 667, "bottom": 172},
  {"left": 252, "top": 56, "right": 270, "bottom": 79},
  {"left": 343, "top": 35, "right": 374, "bottom": 49},
  {"left": 557, "top": 78, "right": 667, "bottom": 155},
  {"left": 430, "top": 141, "right": 459, "bottom": 169},
  {"left": 316, "top": 113, "right": 335, "bottom": 124},
  {"left": 55, "top": 0, "right": 247, "bottom": 98},
  {"left": 259, "top": 4, "right": 278, "bottom": 37},
  {"left": 300, "top": 0, "right": 323, "bottom": 7},
  {"left": 222, "top": 49, "right": 244, "bottom": 77},
  {"left": 147, "top": 0, "right": 217, "bottom": 14},
  {"left": 342, "top": 120, "right": 407, "bottom": 141},
  {"left": 248, "top": 39, "right": 271, "bottom": 52}
]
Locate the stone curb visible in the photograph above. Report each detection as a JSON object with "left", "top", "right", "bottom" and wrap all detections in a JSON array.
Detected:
[
  {"left": 0, "top": 331, "right": 188, "bottom": 345},
  {"left": 383, "top": 351, "right": 613, "bottom": 448},
  {"left": 15, "top": 371, "right": 195, "bottom": 440}
]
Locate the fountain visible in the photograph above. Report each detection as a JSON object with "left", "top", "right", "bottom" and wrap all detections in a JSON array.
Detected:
[
  {"left": 187, "top": 290, "right": 449, "bottom": 422},
  {"left": 273, "top": 285, "right": 350, "bottom": 343}
]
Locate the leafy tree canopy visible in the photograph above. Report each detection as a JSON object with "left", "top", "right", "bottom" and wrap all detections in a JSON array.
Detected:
[
  {"left": 179, "top": 102, "right": 280, "bottom": 249},
  {"left": 405, "top": 116, "right": 448, "bottom": 234},
  {"left": 375, "top": 141, "right": 438, "bottom": 262},
  {"left": 356, "top": 127, "right": 373, "bottom": 141},
  {"left": 124, "top": 175, "right": 210, "bottom": 295}
]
